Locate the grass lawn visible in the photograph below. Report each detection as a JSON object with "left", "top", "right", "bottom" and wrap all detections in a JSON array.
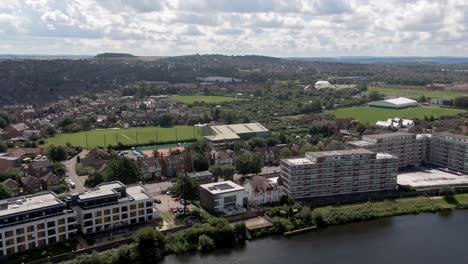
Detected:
[
  {"left": 369, "top": 85, "right": 468, "bottom": 99},
  {"left": 325, "top": 105, "right": 466, "bottom": 124},
  {"left": 46, "top": 125, "right": 203, "bottom": 148},
  {"left": 168, "top": 95, "right": 245, "bottom": 104}
]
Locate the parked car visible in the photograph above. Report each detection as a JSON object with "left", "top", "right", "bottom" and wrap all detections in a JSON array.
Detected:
[
  {"left": 170, "top": 207, "right": 178, "bottom": 214},
  {"left": 177, "top": 207, "right": 184, "bottom": 213},
  {"left": 153, "top": 198, "right": 161, "bottom": 204}
]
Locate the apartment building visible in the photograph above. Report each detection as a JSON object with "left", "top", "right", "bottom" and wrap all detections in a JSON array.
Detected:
[
  {"left": 280, "top": 149, "right": 399, "bottom": 199},
  {"left": 430, "top": 132, "right": 468, "bottom": 174},
  {"left": 0, "top": 193, "right": 77, "bottom": 256},
  {"left": 73, "top": 181, "right": 157, "bottom": 235},
  {"left": 347, "top": 132, "right": 430, "bottom": 168}
]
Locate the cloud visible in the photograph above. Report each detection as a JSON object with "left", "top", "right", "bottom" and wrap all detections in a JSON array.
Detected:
[{"left": 0, "top": 0, "right": 466, "bottom": 56}]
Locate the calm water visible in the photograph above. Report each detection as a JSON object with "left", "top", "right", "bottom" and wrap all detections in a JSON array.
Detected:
[{"left": 163, "top": 210, "right": 468, "bottom": 264}]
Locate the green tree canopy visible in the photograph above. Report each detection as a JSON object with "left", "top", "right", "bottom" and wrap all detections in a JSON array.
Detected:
[
  {"left": 47, "top": 145, "right": 68, "bottom": 162},
  {"left": 134, "top": 227, "right": 165, "bottom": 263},
  {"left": 0, "top": 184, "right": 12, "bottom": 200},
  {"left": 234, "top": 153, "right": 262, "bottom": 176},
  {"left": 248, "top": 137, "right": 267, "bottom": 149},
  {"left": 106, "top": 157, "right": 143, "bottom": 184},
  {"left": 85, "top": 172, "right": 105, "bottom": 188},
  {"left": 0, "top": 141, "right": 7, "bottom": 153},
  {"left": 192, "top": 152, "right": 209, "bottom": 172},
  {"left": 0, "top": 169, "right": 20, "bottom": 182},
  {"left": 173, "top": 174, "right": 198, "bottom": 213}
]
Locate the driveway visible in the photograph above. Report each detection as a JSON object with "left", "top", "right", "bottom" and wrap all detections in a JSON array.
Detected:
[
  {"left": 144, "top": 181, "right": 174, "bottom": 196},
  {"left": 63, "top": 149, "right": 88, "bottom": 193}
]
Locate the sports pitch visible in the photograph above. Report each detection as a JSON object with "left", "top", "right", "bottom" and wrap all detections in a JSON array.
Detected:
[
  {"left": 325, "top": 105, "right": 466, "bottom": 124},
  {"left": 46, "top": 126, "right": 203, "bottom": 148}
]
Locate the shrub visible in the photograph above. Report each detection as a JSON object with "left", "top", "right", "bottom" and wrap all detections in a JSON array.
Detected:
[{"left": 197, "top": 234, "right": 215, "bottom": 252}]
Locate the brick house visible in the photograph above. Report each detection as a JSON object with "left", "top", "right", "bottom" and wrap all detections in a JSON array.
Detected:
[
  {"left": 160, "top": 152, "right": 193, "bottom": 178},
  {"left": 2, "top": 178, "right": 20, "bottom": 197},
  {"left": 81, "top": 148, "right": 115, "bottom": 171},
  {"left": 21, "top": 176, "right": 42, "bottom": 194},
  {"left": 137, "top": 157, "right": 162, "bottom": 181},
  {"left": 39, "top": 172, "right": 62, "bottom": 192}
]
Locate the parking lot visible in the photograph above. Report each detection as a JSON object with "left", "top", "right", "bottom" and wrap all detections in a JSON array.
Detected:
[
  {"left": 398, "top": 167, "right": 468, "bottom": 190},
  {"left": 153, "top": 194, "right": 194, "bottom": 213}
]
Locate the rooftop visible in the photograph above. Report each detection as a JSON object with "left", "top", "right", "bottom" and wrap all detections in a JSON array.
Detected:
[
  {"left": 205, "top": 123, "right": 269, "bottom": 141},
  {"left": 434, "top": 132, "right": 468, "bottom": 140},
  {"left": 0, "top": 193, "right": 62, "bottom": 217},
  {"left": 78, "top": 181, "right": 125, "bottom": 200},
  {"left": 363, "top": 132, "right": 414, "bottom": 139},
  {"left": 282, "top": 158, "right": 315, "bottom": 166},
  {"left": 200, "top": 180, "right": 245, "bottom": 195},
  {"left": 306, "top": 148, "right": 374, "bottom": 158},
  {"left": 347, "top": 140, "right": 375, "bottom": 147},
  {"left": 126, "top": 185, "right": 152, "bottom": 201},
  {"left": 385, "top": 97, "right": 418, "bottom": 105}
]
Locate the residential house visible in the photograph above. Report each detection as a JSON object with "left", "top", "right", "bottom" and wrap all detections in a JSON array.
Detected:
[
  {"left": 257, "top": 147, "right": 279, "bottom": 166},
  {"left": 21, "top": 176, "right": 42, "bottom": 194},
  {"left": 0, "top": 154, "right": 22, "bottom": 170},
  {"left": 137, "top": 157, "right": 162, "bottom": 181},
  {"left": 2, "top": 179, "right": 20, "bottom": 197},
  {"left": 210, "top": 149, "right": 234, "bottom": 166},
  {"left": 39, "top": 172, "right": 62, "bottom": 192},
  {"left": 26, "top": 157, "right": 54, "bottom": 178},
  {"left": 5, "top": 123, "right": 29, "bottom": 138},
  {"left": 243, "top": 176, "right": 282, "bottom": 205},
  {"left": 81, "top": 148, "right": 115, "bottom": 171},
  {"left": 188, "top": 171, "right": 214, "bottom": 184},
  {"left": 160, "top": 152, "right": 193, "bottom": 178},
  {"left": 7, "top": 148, "right": 44, "bottom": 158}
]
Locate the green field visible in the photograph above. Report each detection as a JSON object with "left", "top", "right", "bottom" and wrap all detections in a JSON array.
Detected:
[
  {"left": 325, "top": 105, "right": 466, "bottom": 123},
  {"left": 46, "top": 126, "right": 203, "bottom": 148},
  {"left": 168, "top": 95, "right": 245, "bottom": 104},
  {"left": 369, "top": 85, "right": 468, "bottom": 99}
]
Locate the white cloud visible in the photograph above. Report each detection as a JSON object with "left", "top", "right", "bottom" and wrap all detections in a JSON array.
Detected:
[{"left": 0, "top": 0, "right": 466, "bottom": 56}]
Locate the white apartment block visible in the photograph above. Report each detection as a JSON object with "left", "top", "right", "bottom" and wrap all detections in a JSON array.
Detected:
[
  {"left": 347, "top": 132, "right": 430, "bottom": 168},
  {"left": 430, "top": 132, "right": 468, "bottom": 174},
  {"left": 74, "top": 181, "right": 158, "bottom": 235},
  {"left": 280, "top": 149, "right": 399, "bottom": 199},
  {"left": 0, "top": 193, "right": 77, "bottom": 256}
]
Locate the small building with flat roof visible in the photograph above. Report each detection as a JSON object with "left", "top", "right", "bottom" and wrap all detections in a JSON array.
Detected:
[{"left": 199, "top": 181, "right": 248, "bottom": 215}]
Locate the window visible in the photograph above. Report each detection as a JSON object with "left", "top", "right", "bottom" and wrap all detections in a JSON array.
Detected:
[
  {"left": 47, "top": 221, "right": 55, "bottom": 228},
  {"left": 83, "top": 213, "right": 92, "bottom": 219},
  {"left": 130, "top": 204, "right": 136, "bottom": 210},
  {"left": 223, "top": 195, "right": 237, "bottom": 208},
  {"left": 138, "top": 203, "right": 144, "bottom": 208},
  {"left": 16, "top": 228, "right": 24, "bottom": 235},
  {"left": 121, "top": 206, "right": 128, "bottom": 212},
  {"left": 112, "top": 208, "right": 119, "bottom": 214},
  {"left": 5, "top": 230, "right": 13, "bottom": 237},
  {"left": 58, "top": 218, "right": 65, "bottom": 225},
  {"left": 95, "top": 211, "right": 102, "bottom": 217},
  {"left": 27, "top": 226, "right": 35, "bottom": 232},
  {"left": 104, "top": 209, "right": 111, "bottom": 215}
]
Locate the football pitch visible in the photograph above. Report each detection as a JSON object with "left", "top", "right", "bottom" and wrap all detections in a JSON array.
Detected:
[{"left": 46, "top": 126, "right": 203, "bottom": 148}]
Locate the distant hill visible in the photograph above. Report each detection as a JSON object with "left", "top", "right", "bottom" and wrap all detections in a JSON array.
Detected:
[
  {"left": 286, "top": 56, "right": 468, "bottom": 64},
  {"left": 95, "top": 53, "right": 136, "bottom": 58}
]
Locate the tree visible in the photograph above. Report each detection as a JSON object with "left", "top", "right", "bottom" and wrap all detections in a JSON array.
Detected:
[
  {"left": 279, "top": 148, "right": 293, "bottom": 158},
  {"left": 159, "top": 114, "right": 173, "bottom": 127},
  {"left": 0, "top": 184, "right": 12, "bottom": 200},
  {"left": 454, "top": 96, "right": 468, "bottom": 109},
  {"left": 134, "top": 227, "right": 165, "bottom": 263},
  {"left": 174, "top": 174, "right": 198, "bottom": 214},
  {"left": 208, "top": 165, "right": 223, "bottom": 182},
  {"left": 76, "top": 156, "right": 81, "bottom": 163},
  {"left": 110, "top": 244, "right": 135, "bottom": 264},
  {"left": 297, "top": 207, "right": 313, "bottom": 227},
  {"left": 106, "top": 157, "right": 143, "bottom": 184},
  {"left": 234, "top": 153, "right": 262, "bottom": 176},
  {"left": 265, "top": 137, "right": 280, "bottom": 147},
  {"left": 197, "top": 234, "right": 215, "bottom": 252},
  {"left": 0, "top": 169, "right": 21, "bottom": 182},
  {"left": 0, "top": 141, "right": 6, "bottom": 153},
  {"left": 0, "top": 113, "right": 10, "bottom": 129},
  {"left": 418, "top": 95, "right": 427, "bottom": 103},
  {"left": 221, "top": 165, "right": 235, "bottom": 181},
  {"left": 193, "top": 152, "right": 209, "bottom": 172},
  {"left": 248, "top": 137, "right": 266, "bottom": 149},
  {"left": 47, "top": 145, "right": 68, "bottom": 161},
  {"left": 368, "top": 91, "right": 384, "bottom": 101},
  {"left": 53, "top": 163, "right": 66, "bottom": 177},
  {"left": 85, "top": 172, "right": 105, "bottom": 188},
  {"left": 279, "top": 195, "right": 294, "bottom": 206},
  {"left": 440, "top": 186, "right": 455, "bottom": 198}
]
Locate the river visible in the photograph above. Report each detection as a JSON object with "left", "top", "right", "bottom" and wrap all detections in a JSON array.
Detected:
[{"left": 163, "top": 210, "right": 468, "bottom": 264}]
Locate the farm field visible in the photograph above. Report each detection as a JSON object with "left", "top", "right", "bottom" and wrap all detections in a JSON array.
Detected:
[
  {"left": 46, "top": 126, "right": 203, "bottom": 148},
  {"left": 369, "top": 85, "right": 468, "bottom": 99},
  {"left": 167, "top": 95, "right": 245, "bottom": 104},
  {"left": 325, "top": 105, "right": 466, "bottom": 124}
]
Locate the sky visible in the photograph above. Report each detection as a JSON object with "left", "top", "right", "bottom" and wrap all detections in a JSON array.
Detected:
[{"left": 0, "top": 0, "right": 466, "bottom": 57}]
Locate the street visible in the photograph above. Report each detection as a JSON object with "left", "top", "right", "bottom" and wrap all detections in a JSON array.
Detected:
[{"left": 63, "top": 149, "right": 88, "bottom": 193}]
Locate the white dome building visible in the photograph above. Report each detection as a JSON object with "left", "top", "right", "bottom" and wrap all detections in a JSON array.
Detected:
[{"left": 314, "top": 80, "right": 331, "bottom": 89}]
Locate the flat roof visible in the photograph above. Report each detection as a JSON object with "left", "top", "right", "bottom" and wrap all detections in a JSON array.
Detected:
[
  {"left": 306, "top": 148, "right": 374, "bottom": 158},
  {"left": 200, "top": 180, "right": 245, "bottom": 194},
  {"left": 282, "top": 158, "right": 315, "bottom": 165},
  {"left": 126, "top": 185, "right": 152, "bottom": 201},
  {"left": 363, "top": 132, "right": 414, "bottom": 139},
  {"left": 0, "top": 193, "right": 61, "bottom": 217},
  {"left": 205, "top": 123, "right": 269, "bottom": 141},
  {"left": 385, "top": 97, "right": 417, "bottom": 105},
  {"left": 78, "top": 181, "right": 125, "bottom": 200},
  {"left": 434, "top": 132, "right": 468, "bottom": 140},
  {"left": 376, "top": 153, "right": 397, "bottom": 159},
  {"left": 398, "top": 168, "right": 468, "bottom": 189},
  {"left": 347, "top": 140, "right": 375, "bottom": 147}
]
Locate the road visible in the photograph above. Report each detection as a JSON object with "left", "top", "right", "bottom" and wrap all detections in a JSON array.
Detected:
[{"left": 63, "top": 149, "right": 88, "bottom": 193}]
